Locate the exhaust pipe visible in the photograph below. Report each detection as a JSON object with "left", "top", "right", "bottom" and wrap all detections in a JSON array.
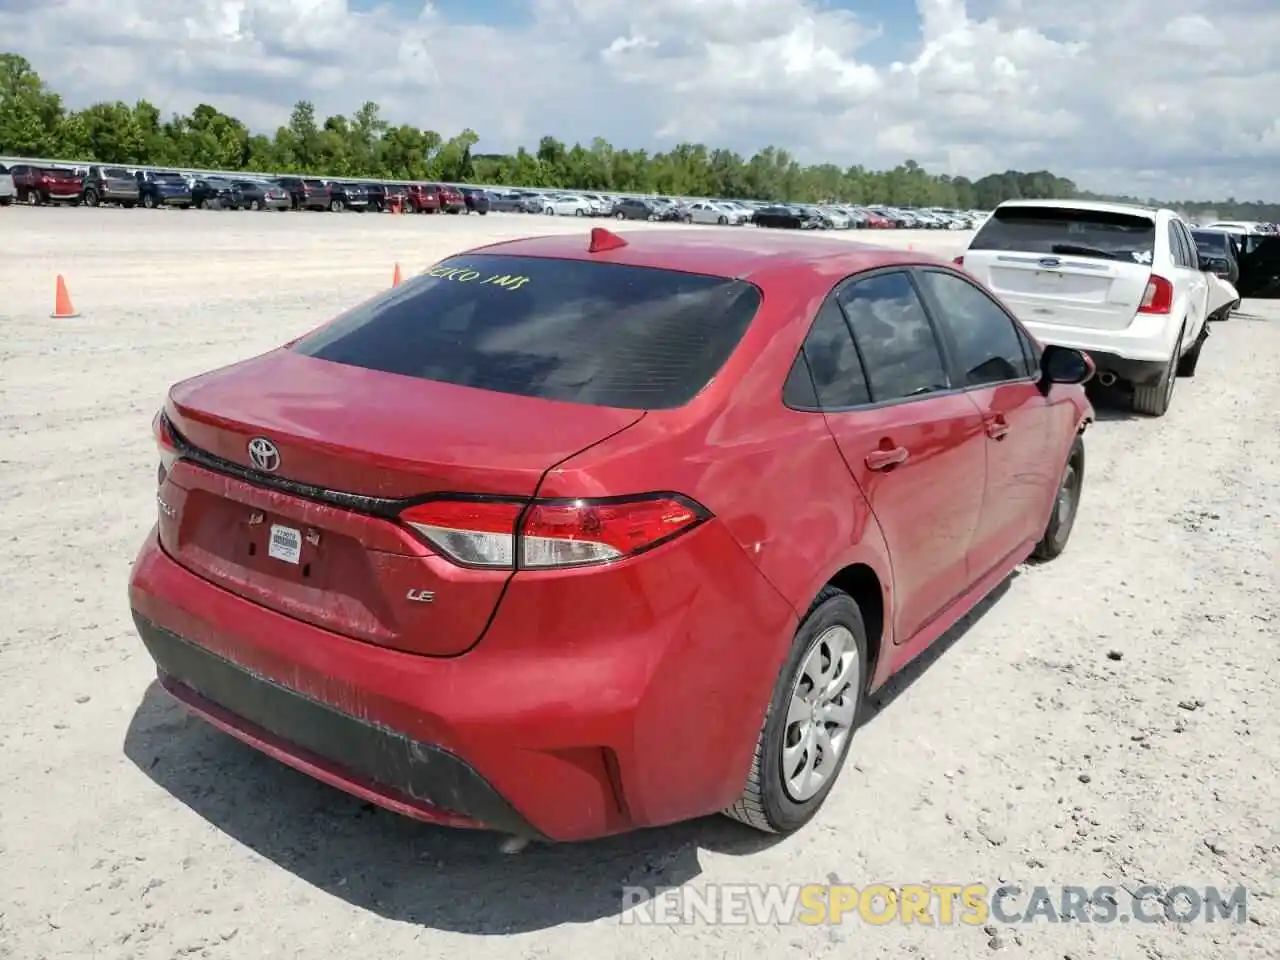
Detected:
[{"left": 1097, "top": 372, "right": 1117, "bottom": 387}]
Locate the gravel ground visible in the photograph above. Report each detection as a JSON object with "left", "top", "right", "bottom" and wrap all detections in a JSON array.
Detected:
[{"left": 0, "top": 207, "right": 1276, "bottom": 960}]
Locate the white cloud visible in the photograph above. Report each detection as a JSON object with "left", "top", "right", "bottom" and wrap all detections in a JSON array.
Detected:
[{"left": 2, "top": 0, "right": 1279, "bottom": 199}]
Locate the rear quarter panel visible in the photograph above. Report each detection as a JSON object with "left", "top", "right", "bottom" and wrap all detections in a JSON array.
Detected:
[{"left": 538, "top": 260, "right": 898, "bottom": 670}]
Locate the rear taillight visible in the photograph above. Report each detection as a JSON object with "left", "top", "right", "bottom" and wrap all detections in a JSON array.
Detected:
[
  {"left": 153, "top": 410, "right": 179, "bottom": 484},
  {"left": 1138, "top": 274, "right": 1173, "bottom": 314},
  {"left": 953, "top": 256, "right": 964, "bottom": 266},
  {"left": 399, "top": 494, "right": 710, "bottom": 570}
]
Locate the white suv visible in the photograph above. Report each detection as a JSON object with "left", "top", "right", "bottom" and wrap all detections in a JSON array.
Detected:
[{"left": 956, "top": 200, "right": 1212, "bottom": 417}]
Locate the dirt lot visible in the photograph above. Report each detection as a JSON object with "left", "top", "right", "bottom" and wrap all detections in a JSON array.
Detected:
[{"left": 0, "top": 207, "right": 1276, "bottom": 960}]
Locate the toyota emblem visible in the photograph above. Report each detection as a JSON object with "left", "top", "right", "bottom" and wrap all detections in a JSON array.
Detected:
[{"left": 247, "top": 437, "right": 281, "bottom": 472}]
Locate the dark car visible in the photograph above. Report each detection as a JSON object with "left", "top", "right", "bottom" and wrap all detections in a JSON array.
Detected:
[
  {"left": 10, "top": 164, "right": 84, "bottom": 205},
  {"left": 136, "top": 170, "right": 193, "bottom": 208},
  {"left": 132, "top": 229, "right": 1093, "bottom": 844},
  {"left": 1191, "top": 229, "right": 1240, "bottom": 287},
  {"left": 365, "top": 183, "right": 407, "bottom": 212},
  {"left": 754, "top": 205, "right": 825, "bottom": 230},
  {"left": 325, "top": 182, "right": 369, "bottom": 212},
  {"left": 190, "top": 177, "right": 242, "bottom": 210},
  {"left": 485, "top": 190, "right": 528, "bottom": 213},
  {"left": 232, "top": 180, "right": 291, "bottom": 211},
  {"left": 459, "top": 187, "right": 490, "bottom": 215},
  {"left": 1234, "top": 233, "right": 1280, "bottom": 299},
  {"left": 612, "top": 198, "right": 656, "bottom": 221},
  {"left": 82, "top": 165, "right": 140, "bottom": 207},
  {"left": 276, "top": 177, "right": 331, "bottom": 211}
]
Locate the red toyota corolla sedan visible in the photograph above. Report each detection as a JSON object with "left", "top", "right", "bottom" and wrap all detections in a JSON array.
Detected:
[{"left": 129, "top": 227, "right": 1094, "bottom": 843}]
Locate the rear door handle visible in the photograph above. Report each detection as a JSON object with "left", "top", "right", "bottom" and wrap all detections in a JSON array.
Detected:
[
  {"left": 985, "top": 415, "right": 1009, "bottom": 440},
  {"left": 866, "top": 446, "right": 909, "bottom": 470}
]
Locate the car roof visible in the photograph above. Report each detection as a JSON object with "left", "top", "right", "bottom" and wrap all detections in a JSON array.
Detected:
[
  {"left": 468, "top": 229, "right": 935, "bottom": 281},
  {"left": 995, "top": 198, "right": 1165, "bottom": 218}
]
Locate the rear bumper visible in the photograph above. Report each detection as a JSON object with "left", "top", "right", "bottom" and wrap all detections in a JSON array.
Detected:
[
  {"left": 1019, "top": 312, "right": 1177, "bottom": 369},
  {"left": 128, "top": 521, "right": 797, "bottom": 841},
  {"left": 135, "top": 613, "right": 541, "bottom": 837}
]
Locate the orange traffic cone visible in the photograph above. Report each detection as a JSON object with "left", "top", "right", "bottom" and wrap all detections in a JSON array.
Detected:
[
  {"left": 392, "top": 263, "right": 402, "bottom": 286},
  {"left": 51, "top": 275, "right": 79, "bottom": 318}
]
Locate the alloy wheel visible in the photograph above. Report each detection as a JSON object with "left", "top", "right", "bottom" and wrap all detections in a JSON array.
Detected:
[{"left": 782, "top": 625, "right": 859, "bottom": 802}]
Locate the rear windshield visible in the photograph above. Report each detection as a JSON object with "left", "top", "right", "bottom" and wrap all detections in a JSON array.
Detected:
[
  {"left": 970, "top": 206, "right": 1156, "bottom": 263},
  {"left": 290, "top": 254, "right": 762, "bottom": 410}
]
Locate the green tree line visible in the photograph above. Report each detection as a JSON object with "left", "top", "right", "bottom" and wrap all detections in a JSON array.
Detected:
[{"left": 2, "top": 52, "right": 1275, "bottom": 218}]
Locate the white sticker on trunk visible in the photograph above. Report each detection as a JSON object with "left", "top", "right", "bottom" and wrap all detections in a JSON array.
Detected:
[{"left": 268, "top": 524, "right": 302, "bottom": 564}]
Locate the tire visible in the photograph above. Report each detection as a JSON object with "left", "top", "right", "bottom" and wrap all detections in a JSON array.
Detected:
[
  {"left": 682, "top": 214, "right": 693, "bottom": 224},
  {"left": 26, "top": 190, "right": 41, "bottom": 206},
  {"left": 718, "top": 215, "right": 727, "bottom": 225},
  {"left": 84, "top": 189, "right": 99, "bottom": 207},
  {"left": 575, "top": 208, "right": 585, "bottom": 216},
  {"left": 723, "top": 586, "right": 866, "bottom": 834},
  {"left": 1031, "top": 436, "right": 1084, "bottom": 561},
  {"left": 544, "top": 207, "right": 555, "bottom": 215},
  {"left": 0, "top": 197, "right": 10, "bottom": 206},
  {"left": 250, "top": 200, "right": 261, "bottom": 211},
  {"left": 330, "top": 199, "right": 344, "bottom": 212},
  {"left": 615, "top": 211, "right": 625, "bottom": 220},
  {"left": 1177, "top": 330, "right": 1206, "bottom": 377},
  {"left": 1132, "top": 325, "right": 1184, "bottom": 416},
  {"left": 202, "top": 198, "right": 216, "bottom": 210}
]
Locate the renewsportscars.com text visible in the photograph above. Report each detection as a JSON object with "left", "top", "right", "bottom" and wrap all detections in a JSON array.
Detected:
[{"left": 619, "top": 883, "right": 1250, "bottom": 926}]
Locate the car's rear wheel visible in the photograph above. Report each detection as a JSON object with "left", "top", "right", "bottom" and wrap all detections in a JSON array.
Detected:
[
  {"left": 718, "top": 215, "right": 727, "bottom": 225},
  {"left": 724, "top": 586, "right": 866, "bottom": 834},
  {"left": 615, "top": 211, "right": 625, "bottom": 220},
  {"left": 1032, "top": 436, "right": 1084, "bottom": 561},
  {"left": 249, "top": 199, "right": 261, "bottom": 211},
  {"left": 26, "top": 190, "right": 40, "bottom": 206},
  {"left": 1132, "top": 326, "right": 1183, "bottom": 416},
  {"left": 1177, "top": 329, "right": 1206, "bottom": 377},
  {"left": 84, "top": 189, "right": 99, "bottom": 207}
]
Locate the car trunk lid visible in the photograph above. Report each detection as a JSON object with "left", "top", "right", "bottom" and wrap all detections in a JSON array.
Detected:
[
  {"left": 961, "top": 205, "right": 1157, "bottom": 331},
  {"left": 160, "top": 349, "right": 643, "bottom": 656}
]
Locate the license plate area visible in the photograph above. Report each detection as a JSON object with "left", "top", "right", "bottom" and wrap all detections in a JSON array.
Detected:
[{"left": 268, "top": 523, "right": 302, "bottom": 564}]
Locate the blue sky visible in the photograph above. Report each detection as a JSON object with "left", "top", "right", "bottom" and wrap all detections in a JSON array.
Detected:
[{"left": 4, "top": 0, "right": 1280, "bottom": 199}]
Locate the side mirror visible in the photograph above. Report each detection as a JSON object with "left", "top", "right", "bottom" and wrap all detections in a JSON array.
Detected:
[{"left": 1040, "top": 344, "right": 1094, "bottom": 386}]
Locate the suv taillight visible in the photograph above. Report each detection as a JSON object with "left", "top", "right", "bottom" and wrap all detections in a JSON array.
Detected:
[
  {"left": 153, "top": 410, "right": 179, "bottom": 485},
  {"left": 953, "top": 256, "right": 964, "bottom": 266},
  {"left": 399, "top": 494, "right": 710, "bottom": 569},
  {"left": 1138, "top": 274, "right": 1173, "bottom": 314}
]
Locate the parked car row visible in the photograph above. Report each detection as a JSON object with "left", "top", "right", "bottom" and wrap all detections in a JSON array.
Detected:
[
  {"left": 479, "top": 187, "right": 989, "bottom": 229},
  {"left": 0, "top": 163, "right": 495, "bottom": 214},
  {"left": 955, "top": 198, "right": 1280, "bottom": 415}
]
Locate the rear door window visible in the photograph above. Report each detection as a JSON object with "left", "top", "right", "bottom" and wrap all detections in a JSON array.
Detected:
[
  {"left": 784, "top": 297, "right": 871, "bottom": 409},
  {"left": 970, "top": 205, "right": 1157, "bottom": 264},
  {"left": 837, "top": 272, "right": 952, "bottom": 402},
  {"left": 1167, "top": 222, "right": 1192, "bottom": 268},
  {"left": 292, "top": 254, "right": 763, "bottom": 410},
  {"left": 915, "top": 270, "right": 1032, "bottom": 385}
]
